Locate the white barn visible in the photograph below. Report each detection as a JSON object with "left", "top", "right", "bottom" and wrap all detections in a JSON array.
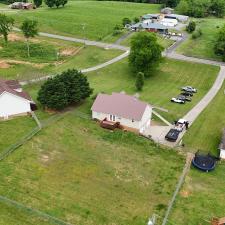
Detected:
[
  {"left": 91, "top": 93, "right": 152, "bottom": 133},
  {"left": 0, "top": 79, "right": 36, "bottom": 120}
]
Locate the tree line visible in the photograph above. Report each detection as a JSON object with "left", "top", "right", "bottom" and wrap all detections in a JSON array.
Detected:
[{"left": 177, "top": 0, "right": 225, "bottom": 18}]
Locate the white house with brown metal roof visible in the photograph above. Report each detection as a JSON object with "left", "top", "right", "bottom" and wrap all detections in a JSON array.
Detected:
[
  {"left": 0, "top": 79, "right": 36, "bottom": 120},
  {"left": 91, "top": 93, "right": 152, "bottom": 133}
]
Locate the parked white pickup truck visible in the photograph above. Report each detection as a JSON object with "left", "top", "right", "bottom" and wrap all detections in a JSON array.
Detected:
[{"left": 174, "top": 119, "right": 189, "bottom": 132}]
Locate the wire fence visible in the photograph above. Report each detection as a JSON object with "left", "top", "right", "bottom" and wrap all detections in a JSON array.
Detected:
[
  {"left": 0, "top": 126, "right": 41, "bottom": 161},
  {"left": 0, "top": 195, "right": 73, "bottom": 225}
]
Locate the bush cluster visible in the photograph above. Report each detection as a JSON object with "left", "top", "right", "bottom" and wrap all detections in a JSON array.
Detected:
[{"left": 37, "top": 69, "right": 93, "bottom": 110}]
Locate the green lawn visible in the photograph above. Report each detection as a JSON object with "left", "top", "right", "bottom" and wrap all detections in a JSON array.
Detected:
[
  {"left": 22, "top": 58, "right": 219, "bottom": 123},
  {"left": 86, "top": 58, "right": 219, "bottom": 122},
  {"left": 0, "top": 117, "right": 36, "bottom": 154},
  {"left": 177, "top": 18, "right": 225, "bottom": 61},
  {"left": 8, "top": 1, "right": 160, "bottom": 41},
  {"left": 183, "top": 81, "right": 225, "bottom": 154},
  {"left": 0, "top": 110, "right": 185, "bottom": 225},
  {"left": 170, "top": 162, "right": 225, "bottom": 225}
]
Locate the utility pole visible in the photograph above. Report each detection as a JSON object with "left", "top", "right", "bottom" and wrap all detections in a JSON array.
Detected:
[{"left": 82, "top": 23, "right": 86, "bottom": 46}]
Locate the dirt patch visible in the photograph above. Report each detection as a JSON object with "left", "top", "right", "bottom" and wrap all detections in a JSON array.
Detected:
[
  {"left": 0, "top": 59, "right": 49, "bottom": 69},
  {"left": 60, "top": 48, "right": 77, "bottom": 56},
  {"left": 8, "top": 33, "right": 24, "bottom": 42},
  {"left": 60, "top": 47, "right": 83, "bottom": 56},
  {"left": 180, "top": 190, "right": 191, "bottom": 198},
  {"left": 0, "top": 61, "right": 11, "bottom": 69},
  {"left": 41, "top": 155, "right": 50, "bottom": 163}
]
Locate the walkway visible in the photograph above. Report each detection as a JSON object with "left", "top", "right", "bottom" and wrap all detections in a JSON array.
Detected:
[
  {"left": 20, "top": 50, "right": 129, "bottom": 85},
  {"left": 183, "top": 66, "right": 225, "bottom": 124}
]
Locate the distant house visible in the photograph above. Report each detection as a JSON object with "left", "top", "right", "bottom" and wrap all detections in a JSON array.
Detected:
[
  {"left": 142, "top": 14, "right": 161, "bottom": 21},
  {"left": 0, "top": 79, "right": 36, "bottom": 120},
  {"left": 131, "top": 22, "right": 168, "bottom": 34},
  {"left": 10, "top": 2, "right": 33, "bottom": 10},
  {"left": 219, "top": 129, "right": 225, "bottom": 160},
  {"left": 165, "top": 14, "right": 189, "bottom": 23},
  {"left": 161, "top": 7, "right": 174, "bottom": 15},
  {"left": 91, "top": 93, "right": 152, "bottom": 133},
  {"left": 160, "top": 18, "right": 178, "bottom": 27}
]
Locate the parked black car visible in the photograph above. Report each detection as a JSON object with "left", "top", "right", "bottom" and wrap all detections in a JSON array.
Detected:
[
  {"left": 165, "top": 129, "right": 180, "bottom": 142},
  {"left": 181, "top": 92, "right": 193, "bottom": 97},
  {"left": 177, "top": 95, "right": 192, "bottom": 102}
]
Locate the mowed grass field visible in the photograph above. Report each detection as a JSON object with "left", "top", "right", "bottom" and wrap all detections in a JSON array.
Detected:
[
  {"left": 86, "top": 58, "right": 219, "bottom": 122},
  {"left": 0, "top": 117, "right": 36, "bottom": 153},
  {"left": 183, "top": 81, "right": 225, "bottom": 154},
  {"left": 0, "top": 112, "right": 185, "bottom": 225},
  {"left": 177, "top": 18, "right": 225, "bottom": 61},
  {"left": 22, "top": 57, "right": 219, "bottom": 122},
  {"left": 7, "top": 1, "right": 160, "bottom": 41},
  {"left": 170, "top": 162, "right": 225, "bottom": 225}
]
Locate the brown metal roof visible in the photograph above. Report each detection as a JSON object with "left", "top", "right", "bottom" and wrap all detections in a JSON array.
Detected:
[
  {"left": 91, "top": 93, "right": 150, "bottom": 121},
  {"left": 0, "top": 79, "right": 32, "bottom": 101}
]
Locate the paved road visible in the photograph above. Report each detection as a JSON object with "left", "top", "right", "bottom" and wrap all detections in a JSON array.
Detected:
[
  {"left": 114, "top": 31, "right": 133, "bottom": 45},
  {"left": 167, "top": 52, "right": 225, "bottom": 67},
  {"left": 183, "top": 66, "right": 225, "bottom": 124}
]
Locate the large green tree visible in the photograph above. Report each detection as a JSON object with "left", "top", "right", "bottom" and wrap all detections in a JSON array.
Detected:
[
  {"left": 45, "top": 0, "right": 68, "bottom": 8},
  {"left": 214, "top": 25, "right": 225, "bottom": 62},
  {"left": 0, "top": 14, "right": 14, "bottom": 43},
  {"left": 176, "top": 0, "right": 224, "bottom": 17},
  {"left": 20, "top": 19, "right": 38, "bottom": 57},
  {"left": 210, "top": 0, "right": 225, "bottom": 17},
  {"left": 129, "top": 32, "right": 163, "bottom": 77},
  {"left": 34, "top": 0, "right": 42, "bottom": 7},
  {"left": 162, "top": 0, "right": 180, "bottom": 8},
  {"left": 37, "top": 69, "right": 93, "bottom": 110}
]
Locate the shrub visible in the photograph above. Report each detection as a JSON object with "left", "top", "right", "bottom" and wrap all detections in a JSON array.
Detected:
[
  {"left": 186, "top": 21, "right": 196, "bottom": 33},
  {"left": 133, "top": 17, "right": 140, "bottom": 23},
  {"left": 191, "top": 29, "right": 202, "bottom": 39},
  {"left": 122, "top": 18, "right": 131, "bottom": 27},
  {"left": 135, "top": 72, "right": 144, "bottom": 91}
]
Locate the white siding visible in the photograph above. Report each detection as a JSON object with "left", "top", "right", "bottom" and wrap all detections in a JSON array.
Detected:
[
  {"left": 0, "top": 92, "right": 31, "bottom": 118},
  {"left": 139, "top": 105, "right": 152, "bottom": 133},
  {"left": 92, "top": 105, "right": 152, "bottom": 132}
]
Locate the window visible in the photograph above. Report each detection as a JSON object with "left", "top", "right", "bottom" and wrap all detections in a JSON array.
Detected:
[{"left": 110, "top": 115, "right": 116, "bottom": 121}]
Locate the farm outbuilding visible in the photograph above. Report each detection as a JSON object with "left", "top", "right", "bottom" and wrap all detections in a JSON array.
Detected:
[
  {"left": 91, "top": 92, "right": 152, "bottom": 133},
  {"left": 219, "top": 129, "right": 225, "bottom": 160},
  {"left": 131, "top": 21, "right": 168, "bottom": 34},
  {"left": 142, "top": 14, "right": 160, "bottom": 21},
  {"left": 161, "top": 7, "right": 174, "bottom": 14},
  {"left": 10, "top": 2, "right": 33, "bottom": 10},
  {"left": 165, "top": 14, "right": 189, "bottom": 23}
]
